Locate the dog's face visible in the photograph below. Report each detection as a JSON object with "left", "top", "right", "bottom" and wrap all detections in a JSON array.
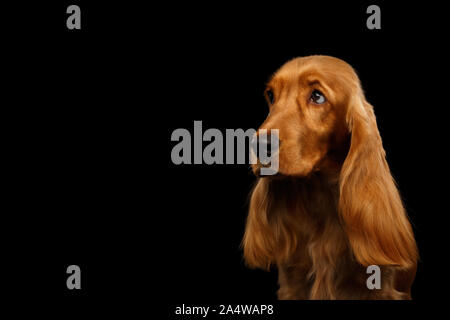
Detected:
[{"left": 253, "top": 56, "right": 360, "bottom": 177}]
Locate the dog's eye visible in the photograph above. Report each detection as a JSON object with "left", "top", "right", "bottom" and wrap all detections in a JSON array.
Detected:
[
  {"left": 266, "top": 90, "right": 274, "bottom": 104},
  {"left": 310, "top": 90, "right": 326, "bottom": 104}
]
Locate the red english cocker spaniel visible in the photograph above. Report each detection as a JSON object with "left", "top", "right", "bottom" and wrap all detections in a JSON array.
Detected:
[{"left": 243, "top": 56, "right": 418, "bottom": 300}]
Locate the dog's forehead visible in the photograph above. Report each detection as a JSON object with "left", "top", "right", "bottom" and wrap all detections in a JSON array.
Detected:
[{"left": 271, "top": 56, "right": 358, "bottom": 88}]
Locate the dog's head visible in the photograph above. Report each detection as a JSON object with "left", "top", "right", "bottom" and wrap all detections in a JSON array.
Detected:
[{"left": 252, "top": 55, "right": 364, "bottom": 177}]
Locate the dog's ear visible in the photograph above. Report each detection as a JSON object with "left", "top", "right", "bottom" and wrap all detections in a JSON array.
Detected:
[
  {"left": 242, "top": 179, "right": 275, "bottom": 270},
  {"left": 338, "top": 93, "right": 418, "bottom": 268},
  {"left": 242, "top": 179, "right": 299, "bottom": 270}
]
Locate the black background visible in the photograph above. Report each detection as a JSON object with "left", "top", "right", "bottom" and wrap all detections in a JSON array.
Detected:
[{"left": 4, "top": 0, "right": 448, "bottom": 317}]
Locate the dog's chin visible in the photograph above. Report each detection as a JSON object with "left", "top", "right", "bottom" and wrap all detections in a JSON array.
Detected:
[
  {"left": 252, "top": 163, "right": 274, "bottom": 178},
  {"left": 252, "top": 163, "right": 285, "bottom": 179},
  {"left": 252, "top": 162, "right": 316, "bottom": 179}
]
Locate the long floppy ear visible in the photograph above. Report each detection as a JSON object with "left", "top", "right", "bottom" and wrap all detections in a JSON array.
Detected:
[
  {"left": 242, "top": 178, "right": 299, "bottom": 270},
  {"left": 339, "top": 93, "right": 418, "bottom": 268}
]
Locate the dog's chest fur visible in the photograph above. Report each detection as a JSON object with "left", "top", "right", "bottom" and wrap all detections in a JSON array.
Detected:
[{"left": 269, "top": 175, "right": 403, "bottom": 299}]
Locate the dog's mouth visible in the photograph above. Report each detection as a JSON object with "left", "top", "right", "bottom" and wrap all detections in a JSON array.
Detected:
[{"left": 252, "top": 159, "right": 280, "bottom": 177}]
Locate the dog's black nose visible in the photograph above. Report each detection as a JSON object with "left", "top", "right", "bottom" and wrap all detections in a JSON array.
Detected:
[
  {"left": 251, "top": 131, "right": 279, "bottom": 161},
  {"left": 259, "top": 136, "right": 272, "bottom": 157}
]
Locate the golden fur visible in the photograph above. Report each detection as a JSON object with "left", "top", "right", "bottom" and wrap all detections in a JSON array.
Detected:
[{"left": 242, "top": 56, "right": 418, "bottom": 299}]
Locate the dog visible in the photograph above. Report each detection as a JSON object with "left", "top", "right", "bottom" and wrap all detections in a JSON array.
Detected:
[{"left": 242, "top": 56, "right": 418, "bottom": 299}]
